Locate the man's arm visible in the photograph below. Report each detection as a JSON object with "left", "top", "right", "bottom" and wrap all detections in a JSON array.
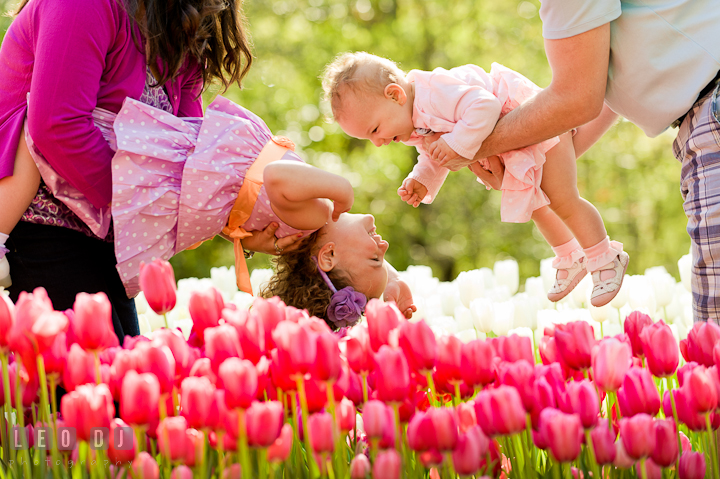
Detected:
[{"left": 439, "top": 24, "right": 612, "bottom": 170}]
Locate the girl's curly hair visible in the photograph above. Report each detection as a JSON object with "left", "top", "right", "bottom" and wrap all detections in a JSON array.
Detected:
[{"left": 260, "top": 231, "right": 351, "bottom": 328}]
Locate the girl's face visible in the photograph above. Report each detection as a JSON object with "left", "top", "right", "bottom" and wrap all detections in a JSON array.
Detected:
[
  {"left": 318, "top": 213, "right": 389, "bottom": 299},
  {"left": 336, "top": 85, "right": 415, "bottom": 147}
]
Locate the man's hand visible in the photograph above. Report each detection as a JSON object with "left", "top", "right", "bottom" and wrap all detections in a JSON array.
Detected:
[
  {"left": 241, "top": 223, "right": 304, "bottom": 255},
  {"left": 468, "top": 155, "right": 505, "bottom": 190},
  {"left": 383, "top": 278, "right": 416, "bottom": 319},
  {"left": 397, "top": 178, "right": 428, "bottom": 207}
]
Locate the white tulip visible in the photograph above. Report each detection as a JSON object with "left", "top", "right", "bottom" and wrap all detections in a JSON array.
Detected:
[
  {"left": 644, "top": 268, "right": 676, "bottom": 309},
  {"left": 602, "top": 322, "right": 623, "bottom": 338},
  {"left": 454, "top": 329, "right": 478, "bottom": 343},
  {"left": 525, "top": 276, "right": 551, "bottom": 309},
  {"left": 211, "top": 266, "right": 239, "bottom": 298},
  {"left": 479, "top": 267, "right": 497, "bottom": 290},
  {"left": 232, "top": 291, "right": 254, "bottom": 311},
  {"left": 250, "top": 268, "right": 274, "bottom": 297},
  {"left": 138, "top": 314, "right": 152, "bottom": 336},
  {"left": 439, "top": 283, "right": 461, "bottom": 316},
  {"left": 512, "top": 293, "right": 538, "bottom": 330},
  {"left": 426, "top": 316, "right": 458, "bottom": 334},
  {"left": 677, "top": 250, "right": 692, "bottom": 293},
  {"left": 491, "top": 301, "right": 515, "bottom": 336},
  {"left": 570, "top": 274, "right": 592, "bottom": 308},
  {"left": 412, "top": 296, "right": 428, "bottom": 324},
  {"left": 540, "top": 257, "right": 556, "bottom": 291},
  {"left": 457, "top": 270, "right": 486, "bottom": 308},
  {"left": 469, "top": 297, "right": 494, "bottom": 333},
  {"left": 486, "top": 285, "right": 512, "bottom": 303},
  {"left": 175, "top": 318, "right": 193, "bottom": 340},
  {"left": 537, "top": 309, "right": 562, "bottom": 334},
  {"left": 627, "top": 275, "right": 657, "bottom": 317},
  {"left": 609, "top": 274, "right": 629, "bottom": 309},
  {"left": 454, "top": 305, "right": 475, "bottom": 331},
  {"left": 507, "top": 327, "right": 534, "bottom": 340},
  {"left": 494, "top": 259, "right": 519, "bottom": 296},
  {"left": 587, "top": 297, "right": 614, "bottom": 326},
  {"left": 134, "top": 291, "right": 149, "bottom": 315}
]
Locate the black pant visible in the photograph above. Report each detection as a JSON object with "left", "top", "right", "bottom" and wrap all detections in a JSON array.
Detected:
[{"left": 6, "top": 222, "right": 139, "bottom": 345}]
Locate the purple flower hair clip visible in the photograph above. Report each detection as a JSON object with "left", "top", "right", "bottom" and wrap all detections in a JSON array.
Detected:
[{"left": 313, "top": 257, "right": 367, "bottom": 328}]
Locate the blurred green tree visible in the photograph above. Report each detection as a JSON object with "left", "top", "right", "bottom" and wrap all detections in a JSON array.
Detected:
[{"left": 1, "top": 0, "right": 689, "bottom": 286}]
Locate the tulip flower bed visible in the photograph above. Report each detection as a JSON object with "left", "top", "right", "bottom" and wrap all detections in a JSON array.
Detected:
[{"left": 0, "top": 254, "right": 718, "bottom": 479}]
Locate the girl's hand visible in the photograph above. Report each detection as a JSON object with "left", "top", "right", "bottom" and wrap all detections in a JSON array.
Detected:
[
  {"left": 242, "top": 223, "right": 304, "bottom": 255},
  {"left": 397, "top": 178, "right": 427, "bottom": 208},
  {"left": 427, "top": 137, "right": 461, "bottom": 163},
  {"left": 383, "top": 278, "right": 416, "bottom": 319},
  {"left": 331, "top": 188, "right": 354, "bottom": 222},
  {"left": 468, "top": 155, "right": 504, "bottom": 190}
]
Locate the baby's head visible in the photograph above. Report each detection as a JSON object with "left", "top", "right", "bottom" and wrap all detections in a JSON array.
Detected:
[
  {"left": 321, "top": 52, "right": 415, "bottom": 147},
  {"left": 261, "top": 213, "right": 389, "bottom": 329}
]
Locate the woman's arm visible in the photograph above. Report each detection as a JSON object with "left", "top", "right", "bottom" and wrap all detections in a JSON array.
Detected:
[{"left": 263, "top": 161, "right": 354, "bottom": 231}]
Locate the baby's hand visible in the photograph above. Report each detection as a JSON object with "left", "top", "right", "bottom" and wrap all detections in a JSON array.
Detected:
[
  {"left": 427, "top": 137, "right": 460, "bottom": 163},
  {"left": 397, "top": 178, "right": 428, "bottom": 208}
]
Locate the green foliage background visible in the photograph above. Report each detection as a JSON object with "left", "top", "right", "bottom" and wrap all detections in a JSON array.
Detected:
[{"left": 1, "top": 0, "right": 690, "bottom": 284}]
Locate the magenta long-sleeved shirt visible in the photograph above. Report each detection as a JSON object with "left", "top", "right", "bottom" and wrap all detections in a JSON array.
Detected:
[{"left": 0, "top": 0, "right": 203, "bottom": 210}]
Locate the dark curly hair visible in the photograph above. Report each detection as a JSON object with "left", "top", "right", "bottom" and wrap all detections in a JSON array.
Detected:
[
  {"left": 260, "top": 231, "right": 352, "bottom": 328},
  {"left": 16, "top": 0, "right": 253, "bottom": 93}
]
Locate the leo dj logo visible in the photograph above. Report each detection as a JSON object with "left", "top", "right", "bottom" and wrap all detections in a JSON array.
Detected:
[{"left": 10, "top": 426, "right": 134, "bottom": 451}]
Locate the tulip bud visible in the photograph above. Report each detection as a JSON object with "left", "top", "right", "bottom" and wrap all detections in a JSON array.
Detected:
[
  {"left": 365, "top": 299, "right": 402, "bottom": 352},
  {"left": 617, "top": 368, "right": 661, "bottom": 417},
  {"left": 157, "top": 416, "right": 188, "bottom": 461},
  {"left": 222, "top": 464, "right": 243, "bottom": 479},
  {"left": 0, "top": 294, "right": 15, "bottom": 348},
  {"left": 372, "top": 450, "right": 401, "bottom": 479},
  {"left": 63, "top": 343, "right": 97, "bottom": 392},
  {"left": 619, "top": 413, "right": 656, "bottom": 459},
  {"left": 681, "top": 321, "right": 720, "bottom": 367},
  {"left": 121, "top": 371, "right": 160, "bottom": 427},
  {"left": 429, "top": 407, "right": 459, "bottom": 451},
  {"left": 336, "top": 398, "right": 356, "bottom": 432},
  {"left": 188, "top": 287, "right": 224, "bottom": 335},
  {"left": 107, "top": 418, "right": 136, "bottom": 464},
  {"left": 398, "top": 320, "right": 436, "bottom": 373},
  {"left": 152, "top": 328, "right": 193, "bottom": 379},
  {"left": 590, "top": 420, "right": 617, "bottom": 465},
  {"left": 494, "top": 334, "right": 534, "bottom": 365},
  {"left": 456, "top": 402, "right": 477, "bottom": 433},
  {"left": 363, "top": 400, "right": 390, "bottom": 440},
  {"left": 180, "top": 376, "right": 215, "bottom": 429},
  {"left": 219, "top": 358, "right": 258, "bottom": 410},
  {"left": 554, "top": 321, "right": 596, "bottom": 370},
  {"left": 272, "top": 321, "right": 317, "bottom": 378},
  {"left": 170, "top": 466, "right": 192, "bottom": 479},
  {"left": 679, "top": 452, "right": 706, "bottom": 479},
  {"left": 474, "top": 385, "right": 526, "bottom": 436},
  {"left": 313, "top": 332, "right": 341, "bottom": 382},
  {"left": 539, "top": 408, "right": 583, "bottom": 462},
  {"left": 374, "top": 345, "right": 410, "bottom": 403},
  {"left": 134, "top": 341, "right": 176, "bottom": 394},
  {"left": 498, "top": 360, "right": 535, "bottom": 412},
  {"left": 350, "top": 454, "right": 371, "bottom": 479},
  {"left": 204, "top": 324, "right": 242, "bottom": 374},
  {"left": 246, "top": 401, "right": 284, "bottom": 447},
  {"left": 72, "top": 292, "right": 118, "bottom": 351},
  {"left": 139, "top": 259, "right": 177, "bottom": 316},
  {"left": 593, "top": 337, "right": 632, "bottom": 392},
  {"left": 267, "top": 423, "right": 293, "bottom": 463},
  {"left": 565, "top": 380, "right": 599, "bottom": 429},
  {"left": 624, "top": 311, "right": 653, "bottom": 357},
  {"left": 308, "top": 412, "right": 334, "bottom": 453},
  {"left": 345, "top": 325, "right": 374, "bottom": 374},
  {"left": 222, "top": 308, "right": 265, "bottom": 365},
  {"left": 650, "top": 418, "right": 678, "bottom": 467},
  {"left": 252, "top": 296, "right": 286, "bottom": 350},
  {"left": 639, "top": 320, "right": 679, "bottom": 378},
  {"left": 132, "top": 451, "right": 159, "bottom": 479},
  {"left": 460, "top": 339, "right": 495, "bottom": 388},
  {"left": 61, "top": 383, "right": 115, "bottom": 442},
  {"left": 182, "top": 428, "right": 204, "bottom": 467},
  {"left": 684, "top": 365, "right": 718, "bottom": 413},
  {"left": 452, "top": 425, "right": 489, "bottom": 476}
]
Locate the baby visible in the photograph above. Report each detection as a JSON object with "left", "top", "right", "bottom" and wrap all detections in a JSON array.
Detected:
[{"left": 322, "top": 52, "right": 628, "bottom": 307}]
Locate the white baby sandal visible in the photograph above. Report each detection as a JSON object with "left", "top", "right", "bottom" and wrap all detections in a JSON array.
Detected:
[{"left": 590, "top": 251, "right": 630, "bottom": 307}]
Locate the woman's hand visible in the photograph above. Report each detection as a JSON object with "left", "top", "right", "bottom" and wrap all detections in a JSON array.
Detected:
[
  {"left": 241, "top": 223, "right": 304, "bottom": 255},
  {"left": 383, "top": 278, "right": 417, "bottom": 319},
  {"left": 468, "top": 155, "right": 505, "bottom": 191}
]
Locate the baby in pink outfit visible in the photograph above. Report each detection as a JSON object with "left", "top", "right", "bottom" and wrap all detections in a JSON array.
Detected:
[{"left": 322, "top": 52, "right": 628, "bottom": 306}]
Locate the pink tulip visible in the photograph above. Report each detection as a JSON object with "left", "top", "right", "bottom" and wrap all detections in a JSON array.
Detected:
[
  {"left": 650, "top": 418, "right": 678, "bottom": 467},
  {"left": 204, "top": 324, "right": 242, "bottom": 374},
  {"left": 460, "top": 339, "right": 496, "bottom": 388},
  {"left": 121, "top": 370, "right": 160, "bottom": 427},
  {"left": 452, "top": 425, "right": 490, "bottom": 476},
  {"left": 640, "top": 459, "right": 663, "bottom": 479},
  {"left": 434, "top": 335, "right": 463, "bottom": 390},
  {"left": 40, "top": 331, "right": 68, "bottom": 377},
  {"left": 456, "top": 401, "right": 478, "bottom": 433},
  {"left": 134, "top": 341, "right": 176, "bottom": 394},
  {"left": 539, "top": 408, "right": 583, "bottom": 462},
  {"left": 363, "top": 400, "right": 391, "bottom": 440},
  {"left": 170, "top": 465, "right": 193, "bottom": 479},
  {"left": 398, "top": 319, "right": 436, "bottom": 373},
  {"left": 223, "top": 308, "right": 265, "bottom": 365},
  {"left": 109, "top": 349, "right": 138, "bottom": 400},
  {"left": 350, "top": 454, "right": 371, "bottom": 479},
  {"left": 407, "top": 410, "right": 435, "bottom": 452},
  {"left": 7, "top": 362, "right": 38, "bottom": 407},
  {"left": 246, "top": 400, "right": 284, "bottom": 447},
  {"left": 429, "top": 407, "right": 459, "bottom": 451},
  {"left": 72, "top": 292, "right": 118, "bottom": 351},
  {"left": 639, "top": 320, "right": 679, "bottom": 377},
  {"left": 107, "top": 418, "right": 136, "bottom": 464},
  {"left": 337, "top": 397, "right": 356, "bottom": 432},
  {"left": 9, "top": 288, "right": 55, "bottom": 359},
  {"left": 592, "top": 338, "right": 632, "bottom": 392},
  {"left": 554, "top": 321, "right": 596, "bottom": 370},
  {"left": 614, "top": 439, "right": 635, "bottom": 469},
  {"left": 219, "top": 358, "right": 257, "bottom": 410},
  {"left": 62, "top": 343, "right": 96, "bottom": 392},
  {"left": 529, "top": 375, "right": 557, "bottom": 429},
  {"left": 365, "top": 299, "right": 402, "bottom": 352},
  {"left": 313, "top": 332, "right": 341, "bottom": 382},
  {"left": 494, "top": 334, "right": 534, "bottom": 365},
  {"left": 565, "top": 380, "right": 599, "bottom": 429},
  {"left": 372, "top": 449, "right": 401, "bottom": 479},
  {"left": 679, "top": 452, "right": 706, "bottom": 479},
  {"left": 267, "top": 423, "right": 293, "bottom": 463},
  {"left": 189, "top": 357, "right": 217, "bottom": 385},
  {"left": 0, "top": 293, "right": 15, "bottom": 349},
  {"left": 132, "top": 451, "right": 160, "bottom": 479},
  {"left": 251, "top": 296, "right": 286, "bottom": 350},
  {"left": 539, "top": 335, "right": 559, "bottom": 365},
  {"left": 663, "top": 389, "right": 707, "bottom": 431},
  {"left": 345, "top": 326, "right": 374, "bottom": 374},
  {"left": 473, "top": 385, "right": 526, "bottom": 436},
  {"left": 157, "top": 416, "right": 188, "bottom": 461},
  {"left": 180, "top": 376, "right": 215, "bottom": 429},
  {"left": 591, "top": 420, "right": 617, "bottom": 465},
  {"left": 683, "top": 365, "right": 718, "bottom": 413},
  {"left": 188, "top": 287, "right": 224, "bottom": 336},
  {"left": 61, "top": 383, "right": 115, "bottom": 442},
  {"left": 308, "top": 412, "right": 334, "bottom": 453},
  {"left": 679, "top": 321, "right": 720, "bottom": 367},
  {"left": 624, "top": 311, "right": 653, "bottom": 357},
  {"left": 152, "top": 328, "right": 194, "bottom": 380},
  {"left": 139, "top": 259, "right": 177, "bottom": 316},
  {"left": 498, "top": 360, "right": 535, "bottom": 412},
  {"left": 222, "top": 465, "right": 243, "bottom": 479},
  {"left": 619, "top": 413, "right": 656, "bottom": 459},
  {"left": 182, "top": 429, "right": 204, "bottom": 468},
  {"left": 617, "top": 367, "right": 661, "bottom": 417},
  {"left": 374, "top": 345, "right": 410, "bottom": 403},
  {"left": 272, "top": 321, "right": 317, "bottom": 378}
]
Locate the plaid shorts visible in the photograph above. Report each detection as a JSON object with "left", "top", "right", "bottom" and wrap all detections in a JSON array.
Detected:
[{"left": 673, "top": 82, "right": 720, "bottom": 323}]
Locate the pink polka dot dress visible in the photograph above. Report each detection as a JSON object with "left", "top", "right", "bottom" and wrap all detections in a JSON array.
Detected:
[{"left": 111, "top": 96, "right": 314, "bottom": 297}]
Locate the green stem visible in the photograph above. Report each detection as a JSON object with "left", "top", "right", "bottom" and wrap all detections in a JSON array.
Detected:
[
  {"left": 360, "top": 373, "right": 369, "bottom": 405},
  {"left": 526, "top": 414, "right": 536, "bottom": 478},
  {"left": 163, "top": 313, "right": 169, "bottom": 329},
  {"left": 326, "top": 456, "right": 335, "bottom": 479},
  {"left": 391, "top": 403, "right": 402, "bottom": 457},
  {"left": 1, "top": 351, "right": 15, "bottom": 465},
  {"left": 563, "top": 461, "right": 572, "bottom": 479},
  {"left": 258, "top": 448, "right": 268, "bottom": 479},
  {"left": 424, "top": 371, "right": 437, "bottom": 407},
  {"left": 584, "top": 429, "right": 602, "bottom": 479},
  {"left": 15, "top": 356, "right": 31, "bottom": 479},
  {"left": 296, "top": 376, "right": 318, "bottom": 478},
  {"left": 639, "top": 457, "right": 648, "bottom": 479},
  {"left": 133, "top": 426, "right": 145, "bottom": 453},
  {"left": 93, "top": 351, "right": 101, "bottom": 385},
  {"left": 667, "top": 377, "right": 682, "bottom": 472},
  {"left": 217, "top": 431, "right": 225, "bottom": 479},
  {"left": 705, "top": 412, "right": 720, "bottom": 479},
  {"left": 445, "top": 452, "right": 456, "bottom": 479},
  {"left": 237, "top": 409, "right": 252, "bottom": 479},
  {"left": 453, "top": 382, "right": 461, "bottom": 407}
]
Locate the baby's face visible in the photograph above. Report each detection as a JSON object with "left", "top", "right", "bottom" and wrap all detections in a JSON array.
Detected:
[{"left": 336, "top": 87, "right": 415, "bottom": 147}]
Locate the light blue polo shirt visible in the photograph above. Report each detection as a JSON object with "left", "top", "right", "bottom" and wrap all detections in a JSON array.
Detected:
[{"left": 540, "top": 0, "right": 720, "bottom": 137}]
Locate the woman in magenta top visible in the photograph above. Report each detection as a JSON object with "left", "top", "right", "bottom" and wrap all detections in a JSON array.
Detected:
[{"left": 0, "top": 0, "right": 253, "bottom": 343}]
